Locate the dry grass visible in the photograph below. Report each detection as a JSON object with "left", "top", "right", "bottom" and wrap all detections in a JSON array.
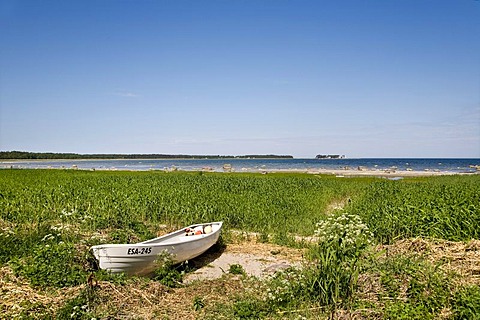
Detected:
[
  {"left": 378, "top": 238, "right": 480, "bottom": 285},
  {"left": 225, "top": 242, "right": 305, "bottom": 262},
  {"left": 0, "top": 266, "right": 80, "bottom": 318},
  {"left": 353, "top": 238, "right": 480, "bottom": 320},
  {"left": 2, "top": 238, "right": 479, "bottom": 319}
]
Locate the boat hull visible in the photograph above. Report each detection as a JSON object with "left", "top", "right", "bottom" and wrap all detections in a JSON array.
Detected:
[{"left": 91, "top": 222, "right": 222, "bottom": 276}]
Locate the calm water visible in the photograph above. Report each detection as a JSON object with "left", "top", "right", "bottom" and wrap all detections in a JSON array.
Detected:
[{"left": 2, "top": 158, "right": 479, "bottom": 173}]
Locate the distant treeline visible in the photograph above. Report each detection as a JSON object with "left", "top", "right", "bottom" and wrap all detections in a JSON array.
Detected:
[{"left": 0, "top": 151, "right": 293, "bottom": 160}]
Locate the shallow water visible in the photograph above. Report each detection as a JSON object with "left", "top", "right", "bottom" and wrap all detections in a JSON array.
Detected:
[{"left": 2, "top": 158, "right": 479, "bottom": 173}]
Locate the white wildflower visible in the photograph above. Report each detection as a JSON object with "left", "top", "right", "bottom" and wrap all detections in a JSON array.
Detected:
[
  {"left": 314, "top": 212, "right": 373, "bottom": 252},
  {"left": 41, "top": 234, "right": 54, "bottom": 242}
]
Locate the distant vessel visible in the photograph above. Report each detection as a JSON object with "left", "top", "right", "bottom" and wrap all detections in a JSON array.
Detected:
[{"left": 315, "top": 154, "right": 345, "bottom": 159}]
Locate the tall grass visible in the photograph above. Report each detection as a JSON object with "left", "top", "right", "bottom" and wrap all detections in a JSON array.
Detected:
[
  {"left": 348, "top": 176, "right": 480, "bottom": 243},
  {"left": 1, "top": 170, "right": 479, "bottom": 261},
  {"left": 0, "top": 170, "right": 370, "bottom": 272},
  {"left": 0, "top": 169, "right": 367, "bottom": 236},
  {"left": 1, "top": 169, "right": 480, "bottom": 319}
]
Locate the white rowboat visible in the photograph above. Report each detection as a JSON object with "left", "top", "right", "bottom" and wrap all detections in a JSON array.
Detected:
[{"left": 91, "top": 221, "right": 223, "bottom": 276}]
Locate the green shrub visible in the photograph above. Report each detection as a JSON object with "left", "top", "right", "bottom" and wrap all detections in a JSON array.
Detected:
[
  {"left": 376, "top": 255, "right": 453, "bottom": 319},
  {"left": 233, "top": 299, "right": 268, "bottom": 319},
  {"left": 313, "top": 212, "right": 373, "bottom": 258},
  {"left": 452, "top": 285, "right": 480, "bottom": 320},
  {"left": 384, "top": 301, "right": 434, "bottom": 320},
  {"left": 56, "top": 287, "right": 98, "bottom": 320},
  {"left": 193, "top": 296, "right": 205, "bottom": 311},
  {"left": 229, "top": 264, "right": 246, "bottom": 275},
  {"left": 406, "top": 271, "right": 450, "bottom": 313},
  {"left": 11, "top": 235, "right": 87, "bottom": 288},
  {"left": 265, "top": 212, "right": 372, "bottom": 310},
  {"left": 304, "top": 242, "right": 360, "bottom": 306},
  {"left": 309, "top": 212, "right": 372, "bottom": 306},
  {"left": 152, "top": 251, "right": 184, "bottom": 288},
  {"left": 0, "top": 223, "right": 58, "bottom": 264},
  {"left": 266, "top": 267, "right": 305, "bottom": 307}
]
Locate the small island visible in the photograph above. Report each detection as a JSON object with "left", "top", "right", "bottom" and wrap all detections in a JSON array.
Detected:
[{"left": 315, "top": 154, "right": 345, "bottom": 159}]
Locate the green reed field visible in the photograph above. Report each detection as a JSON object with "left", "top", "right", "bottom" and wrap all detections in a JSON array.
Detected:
[
  {"left": 1, "top": 169, "right": 479, "bottom": 319},
  {"left": 0, "top": 170, "right": 370, "bottom": 254}
]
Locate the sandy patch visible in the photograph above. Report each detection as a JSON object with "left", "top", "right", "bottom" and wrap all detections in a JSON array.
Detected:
[{"left": 185, "top": 242, "right": 305, "bottom": 283}]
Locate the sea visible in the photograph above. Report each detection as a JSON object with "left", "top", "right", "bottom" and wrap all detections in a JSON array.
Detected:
[{"left": 2, "top": 158, "right": 480, "bottom": 174}]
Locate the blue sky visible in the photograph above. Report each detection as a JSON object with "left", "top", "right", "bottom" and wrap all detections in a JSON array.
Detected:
[{"left": 1, "top": 0, "right": 479, "bottom": 158}]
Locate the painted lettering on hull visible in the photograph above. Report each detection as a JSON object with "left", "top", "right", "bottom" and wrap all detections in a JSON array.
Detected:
[{"left": 127, "top": 247, "right": 152, "bottom": 255}]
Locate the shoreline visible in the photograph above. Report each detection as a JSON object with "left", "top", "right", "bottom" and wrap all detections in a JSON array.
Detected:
[
  {"left": 2, "top": 158, "right": 479, "bottom": 177},
  {"left": 263, "top": 168, "right": 478, "bottom": 177},
  {"left": 1, "top": 165, "right": 478, "bottom": 177}
]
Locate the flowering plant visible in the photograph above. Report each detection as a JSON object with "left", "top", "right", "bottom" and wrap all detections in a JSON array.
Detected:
[
  {"left": 265, "top": 267, "right": 305, "bottom": 305},
  {"left": 314, "top": 212, "right": 373, "bottom": 258}
]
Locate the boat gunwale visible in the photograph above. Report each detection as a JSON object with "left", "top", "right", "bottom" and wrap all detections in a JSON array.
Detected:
[{"left": 91, "top": 221, "right": 223, "bottom": 250}]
